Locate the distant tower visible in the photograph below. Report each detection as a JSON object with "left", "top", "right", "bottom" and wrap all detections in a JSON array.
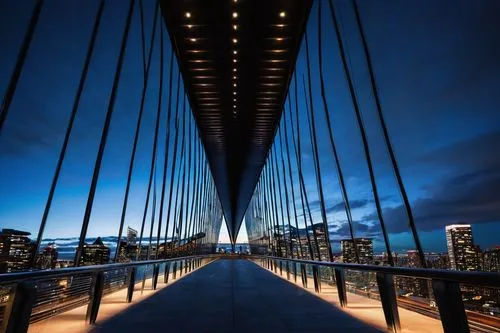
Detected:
[
  {"left": 80, "top": 237, "right": 110, "bottom": 266},
  {"left": 126, "top": 227, "right": 138, "bottom": 245},
  {"left": 445, "top": 224, "right": 480, "bottom": 271},
  {"left": 341, "top": 238, "right": 373, "bottom": 264}
]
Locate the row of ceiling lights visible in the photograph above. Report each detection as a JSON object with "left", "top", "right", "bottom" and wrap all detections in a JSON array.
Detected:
[
  {"left": 232, "top": 0, "right": 239, "bottom": 117},
  {"left": 184, "top": 4, "right": 287, "bottom": 121}
]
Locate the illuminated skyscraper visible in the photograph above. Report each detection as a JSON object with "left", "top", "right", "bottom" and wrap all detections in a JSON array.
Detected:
[
  {"left": 445, "top": 224, "right": 480, "bottom": 271},
  {"left": 0, "top": 229, "right": 35, "bottom": 273},
  {"left": 126, "top": 226, "right": 138, "bottom": 245},
  {"left": 341, "top": 238, "right": 373, "bottom": 264},
  {"left": 483, "top": 246, "right": 500, "bottom": 273},
  {"left": 36, "top": 242, "right": 58, "bottom": 270},
  {"left": 80, "top": 237, "right": 110, "bottom": 266}
]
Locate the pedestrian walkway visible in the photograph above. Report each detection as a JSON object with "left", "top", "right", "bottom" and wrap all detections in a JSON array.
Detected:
[{"left": 90, "top": 259, "right": 382, "bottom": 333}]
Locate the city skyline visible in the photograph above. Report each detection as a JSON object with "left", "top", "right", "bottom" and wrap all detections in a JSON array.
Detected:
[{"left": 1, "top": 2, "right": 500, "bottom": 259}]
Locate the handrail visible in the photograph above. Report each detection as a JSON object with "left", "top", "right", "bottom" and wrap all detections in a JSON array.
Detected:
[
  {"left": 258, "top": 255, "right": 500, "bottom": 288},
  {"left": 254, "top": 255, "right": 500, "bottom": 333},
  {"left": 0, "top": 254, "right": 218, "bottom": 332},
  {"left": 0, "top": 254, "right": 218, "bottom": 284}
]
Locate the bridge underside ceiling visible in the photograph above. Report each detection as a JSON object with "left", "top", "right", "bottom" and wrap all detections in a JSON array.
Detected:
[{"left": 160, "top": 0, "right": 312, "bottom": 242}]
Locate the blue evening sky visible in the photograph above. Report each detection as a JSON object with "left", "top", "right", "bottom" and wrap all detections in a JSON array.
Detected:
[{"left": 1, "top": 0, "right": 500, "bottom": 253}]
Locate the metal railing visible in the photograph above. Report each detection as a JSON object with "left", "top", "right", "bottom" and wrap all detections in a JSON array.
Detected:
[
  {"left": 256, "top": 256, "right": 500, "bottom": 333},
  {"left": 0, "top": 255, "right": 218, "bottom": 333}
]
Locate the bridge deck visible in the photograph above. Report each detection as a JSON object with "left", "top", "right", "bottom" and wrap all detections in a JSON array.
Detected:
[{"left": 90, "top": 259, "right": 381, "bottom": 333}]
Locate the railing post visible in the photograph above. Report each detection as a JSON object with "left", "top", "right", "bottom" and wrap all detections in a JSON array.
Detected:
[
  {"left": 86, "top": 271, "right": 105, "bottom": 325},
  {"left": 152, "top": 264, "right": 160, "bottom": 290},
  {"left": 293, "top": 262, "right": 297, "bottom": 283},
  {"left": 274, "top": 259, "right": 278, "bottom": 273},
  {"left": 376, "top": 272, "right": 401, "bottom": 332},
  {"left": 164, "top": 262, "right": 170, "bottom": 283},
  {"left": 1, "top": 282, "right": 37, "bottom": 333},
  {"left": 140, "top": 270, "right": 146, "bottom": 294},
  {"left": 179, "top": 261, "right": 183, "bottom": 277},
  {"left": 300, "top": 263, "right": 308, "bottom": 288},
  {"left": 432, "top": 279, "right": 469, "bottom": 333},
  {"left": 279, "top": 260, "right": 283, "bottom": 275},
  {"left": 126, "top": 267, "right": 136, "bottom": 303},
  {"left": 172, "top": 261, "right": 177, "bottom": 279},
  {"left": 286, "top": 261, "right": 290, "bottom": 280},
  {"left": 312, "top": 265, "right": 321, "bottom": 293},
  {"left": 334, "top": 268, "right": 347, "bottom": 307}
]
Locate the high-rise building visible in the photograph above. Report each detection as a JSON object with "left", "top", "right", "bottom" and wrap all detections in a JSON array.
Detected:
[
  {"left": 0, "top": 229, "right": 35, "bottom": 273},
  {"left": 127, "top": 226, "right": 138, "bottom": 245},
  {"left": 80, "top": 237, "right": 110, "bottom": 266},
  {"left": 445, "top": 224, "right": 480, "bottom": 271},
  {"left": 36, "top": 242, "right": 58, "bottom": 270},
  {"left": 397, "top": 250, "right": 429, "bottom": 298},
  {"left": 483, "top": 246, "right": 500, "bottom": 273},
  {"left": 341, "top": 238, "right": 373, "bottom": 264}
]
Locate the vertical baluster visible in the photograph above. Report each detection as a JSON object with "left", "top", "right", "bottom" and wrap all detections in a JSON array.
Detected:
[
  {"left": 432, "top": 279, "right": 469, "bottom": 333},
  {"left": 334, "top": 268, "right": 347, "bottom": 307},
  {"left": 1, "top": 282, "right": 37, "bottom": 333},
  {"left": 126, "top": 267, "right": 136, "bottom": 303},
  {"left": 376, "top": 273, "right": 401, "bottom": 332},
  {"left": 86, "top": 272, "right": 105, "bottom": 325}
]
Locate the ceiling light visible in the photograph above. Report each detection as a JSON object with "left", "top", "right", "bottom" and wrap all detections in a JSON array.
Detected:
[
  {"left": 190, "top": 38, "right": 197, "bottom": 42},
  {"left": 279, "top": 11, "right": 286, "bottom": 18},
  {"left": 233, "top": 76, "right": 237, "bottom": 79},
  {"left": 233, "top": 25, "right": 238, "bottom": 30},
  {"left": 185, "top": 12, "right": 191, "bottom": 18},
  {"left": 233, "top": 83, "right": 237, "bottom": 87},
  {"left": 233, "top": 59, "right": 237, "bottom": 63},
  {"left": 233, "top": 98, "right": 237, "bottom": 102},
  {"left": 233, "top": 68, "right": 237, "bottom": 72},
  {"left": 276, "top": 37, "right": 283, "bottom": 41},
  {"left": 233, "top": 105, "right": 237, "bottom": 108},
  {"left": 233, "top": 91, "right": 237, "bottom": 95},
  {"left": 233, "top": 50, "right": 237, "bottom": 55},
  {"left": 233, "top": 38, "right": 238, "bottom": 43},
  {"left": 187, "top": 24, "right": 193, "bottom": 29},
  {"left": 233, "top": 12, "right": 238, "bottom": 18}
]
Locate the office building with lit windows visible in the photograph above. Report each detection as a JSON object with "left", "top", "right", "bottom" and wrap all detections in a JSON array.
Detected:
[
  {"left": 341, "top": 238, "right": 373, "bottom": 264},
  {"left": 446, "top": 224, "right": 480, "bottom": 271}
]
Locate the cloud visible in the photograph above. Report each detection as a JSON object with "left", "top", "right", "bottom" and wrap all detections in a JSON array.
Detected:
[
  {"left": 329, "top": 220, "right": 380, "bottom": 240},
  {"left": 361, "top": 167, "right": 500, "bottom": 234},
  {"left": 418, "top": 131, "right": 500, "bottom": 172},
  {"left": 325, "top": 199, "right": 371, "bottom": 214}
]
